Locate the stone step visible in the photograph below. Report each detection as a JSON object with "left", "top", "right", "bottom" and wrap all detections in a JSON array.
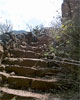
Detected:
[
  {"left": 4, "top": 49, "right": 41, "bottom": 58},
  {"left": 0, "top": 72, "right": 73, "bottom": 91},
  {"left": 0, "top": 87, "right": 46, "bottom": 100},
  {"left": 1, "top": 65, "right": 63, "bottom": 77},
  {"left": 30, "top": 41, "right": 49, "bottom": 47},
  {"left": 31, "top": 46, "right": 43, "bottom": 53},
  {"left": 30, "top": 42, "right": 42, "bottom": 46},
  {"left": 54, "top": 56, "right": 80, "bottom": 64},
  {"left": 50, "top": 59, "right": 80, "bottom": 70},
  {"left": 19, "top": 45, "right": 43, "bottom": 53},
  {"left": 2, "top": 58, "right": 57, "bottom": 67}
]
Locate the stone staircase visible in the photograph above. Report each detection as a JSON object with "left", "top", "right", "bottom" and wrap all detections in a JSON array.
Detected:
[{"left": 0, "top": 42, "right": 79, "bottom": 100}]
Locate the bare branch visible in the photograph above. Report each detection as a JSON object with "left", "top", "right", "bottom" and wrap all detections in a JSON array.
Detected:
[{"left": 0, "top": 20, "right": 13, "bottom": 34}]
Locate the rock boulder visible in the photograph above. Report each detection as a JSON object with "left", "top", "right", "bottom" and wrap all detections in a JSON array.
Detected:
[{"left": 62, "top": 0, "right": 80, "bottom": 24}]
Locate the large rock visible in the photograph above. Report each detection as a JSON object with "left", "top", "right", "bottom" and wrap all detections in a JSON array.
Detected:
[{"left": 62, "top": 0, "right": 80, "bottom": 24}]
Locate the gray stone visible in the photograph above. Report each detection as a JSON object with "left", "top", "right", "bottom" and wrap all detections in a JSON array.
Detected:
[{"left": 62, "top": 0, "right": 80, "bottom": 24}]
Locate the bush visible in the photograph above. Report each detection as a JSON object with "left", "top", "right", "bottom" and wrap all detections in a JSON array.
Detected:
[{"left": 61, "top": 20, "right": 80, "bottom": 60}]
